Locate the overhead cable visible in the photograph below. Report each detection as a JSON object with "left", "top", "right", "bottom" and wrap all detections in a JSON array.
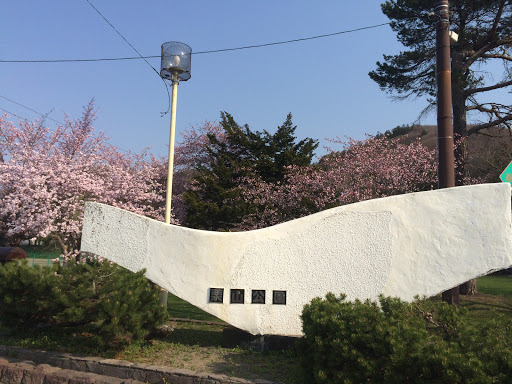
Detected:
[
  {"left": 0, "top": 107, "right": 31, "bottom": 121},
  {"left": 83, "top": 0, "right": 171, "bottom": 115},
  {"left": 0, "top": 95, "right": 63, "bottom": 125},
  {"left": 0, "top": 22, "right": 391, "bottom": 64}
]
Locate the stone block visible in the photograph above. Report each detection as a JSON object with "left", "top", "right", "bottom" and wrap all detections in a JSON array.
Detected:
[
  {"left": 21, "top": 364, "right": 61, "bottom": 384},
  {"left": 43, "top": 370, "right": 71, "bottom": 384},
  {"left": 61, "top": 359, "right": 87, "bottom": 372},
  {"left": 2, "top": 364, "right": 26, "bottom": 384}
]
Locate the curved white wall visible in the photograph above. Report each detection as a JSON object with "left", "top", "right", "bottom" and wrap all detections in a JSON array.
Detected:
[{"left": 81, "top": 183, "right": 512, "bottom": 336}]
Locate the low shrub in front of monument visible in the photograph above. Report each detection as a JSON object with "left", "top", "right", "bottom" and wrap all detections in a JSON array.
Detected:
[
  {"left": 0, "top": 260, "right": 57, "bottom": 328},
  {"left": 0, "top": 258, "right": 168, "bottom": 347},
  {"left": 298, "top": 293, "right": 512, "bottom": 384}
]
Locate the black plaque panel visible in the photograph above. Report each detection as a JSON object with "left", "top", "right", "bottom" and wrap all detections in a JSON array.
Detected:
[
  {"left": 251, "top": 290, "right": 265, "bottom": 304},
  {"left": 273, "top": 290, "right": 286, "bottom": 305},
  {"left": 230, "top": 289, "right": 245, "bottom": 304},
  {"left": 209, "top": 288, "right": 224, "bottom": 303}
]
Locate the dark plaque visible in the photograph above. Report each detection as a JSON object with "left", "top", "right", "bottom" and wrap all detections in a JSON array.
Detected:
[
  {"left": 273, "top": 290, "right": 287, "bottom": 305},
  {"left": 230, "top": 289, "right": 245, "bottom": 304},
  {"left": 251, "top": 290, "right": 265, "bottom": 304},
  {"left": 209, "top": 288, "right": 224, "bottom": 303}
]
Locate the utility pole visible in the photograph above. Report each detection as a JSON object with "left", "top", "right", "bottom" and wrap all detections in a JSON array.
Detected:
[{"left": 436, "top": 0, "right": 459, "bottom": 306}]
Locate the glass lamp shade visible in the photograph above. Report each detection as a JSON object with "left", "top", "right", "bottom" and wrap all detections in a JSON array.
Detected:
[{"left": 160, "top": 42, "right": 191, "bottom": 81}]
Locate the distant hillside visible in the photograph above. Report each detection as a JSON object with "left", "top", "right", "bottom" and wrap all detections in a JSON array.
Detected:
[{"left": 389, "top": 125, "right": 512, "bottom": 183}]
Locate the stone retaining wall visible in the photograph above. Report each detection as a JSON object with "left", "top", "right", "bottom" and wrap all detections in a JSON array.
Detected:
[
  {"left": 0, "top": 356, "right": 144, "bottom": 384},
  {"left": 0, "top": 346, "right": 278, "bottom": 384}
]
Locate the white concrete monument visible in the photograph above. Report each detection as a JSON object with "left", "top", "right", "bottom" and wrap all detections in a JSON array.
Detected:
[{"left": 81, "top": 183, "right": 512, "bottom": 336}]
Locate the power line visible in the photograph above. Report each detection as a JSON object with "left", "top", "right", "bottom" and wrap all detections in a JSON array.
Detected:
[
  {"left": 0, "top": 100, "right": 132, "bottom": 154},
  {"left": 193, "top": 22, "right": 391, "bottom": 54},
  {"left": 0, "top": 105, "right": 61, "bottom": 126},
  {"left": 0, "top": 22, "right": 391, "bottom": 64},
  {"left": 0, "top": 95, "right": 63, "bottom": 125},
  {"left": 0, "top": 107, "right": 31, "bottom": 121},
  {"left": 0, "top": 56, "right": 153, "bottom": 63},
  {"left": 84, "top": 0, "right": 170, "bottom": 115},
  {"left": 84, "top": 0, "right": 160, "bottom": 76}
]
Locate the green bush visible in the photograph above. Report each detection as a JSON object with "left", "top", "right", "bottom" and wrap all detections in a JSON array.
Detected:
[
  {"left": 298, "top": 293, "right": 512, "bottom": 384},
  {"left": 0, "top": 259, "right": 168, "bottom": 347},
  {"left": 0, "top": 261, "right": 58, "bottom": 329}
]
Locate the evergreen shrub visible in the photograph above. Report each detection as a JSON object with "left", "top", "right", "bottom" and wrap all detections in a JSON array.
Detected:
[
  {"left": 298, "top": 293, "right": 512, "bottom": 384},
  {"left": 0, "top": 261, "right": 57, "bottom": 329},
  {"left": 0, "top": 259, "right": 168, "bottom": 346}
]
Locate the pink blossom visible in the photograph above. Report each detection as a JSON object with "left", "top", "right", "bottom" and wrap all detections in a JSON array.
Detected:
[
  {"left": 0, "top": 101, "right": 171, "bottom": 259},
  {"left": 237, "top": 135, "right": 479, "bottom": 230}
]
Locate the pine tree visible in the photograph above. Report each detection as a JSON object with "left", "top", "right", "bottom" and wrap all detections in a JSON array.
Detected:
[
  {"left": 369, "top": 0, "right": 512, "bottom": 182},
  {"left": 260, "top": 113, "right": 318, "bottom": 183},
  {"left": 369, "top": 1, "right": 512, "bottom": 296},
  {"left": 184, "top": 112, "right": 318, "bottom": 230}
]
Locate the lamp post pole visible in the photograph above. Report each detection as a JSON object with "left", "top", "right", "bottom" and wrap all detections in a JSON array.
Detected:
[
  {"left": 159, "top": 41, "right": 191, "bottom": 309},
  {"left": 165, "top": 73, "right": 179, "bottom": 224},
  {"left": 159, "top": 74, "right": 179, "bottom": 308},
  {"left": 436, "top": 0, "right": 459, "bottom": 306}
]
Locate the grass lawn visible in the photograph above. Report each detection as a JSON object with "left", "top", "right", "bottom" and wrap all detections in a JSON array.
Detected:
[
  {"left": 18, "top": 245, "right": 61, "bottom": 260},
  {"left": 167, "top": 294, "right": 223, "bottom": 322},
  {"left": 1, "top": 275, "right": 512, "bottom": 383},
  {"left": 477, "top": 274, "right": 512, "bottom": 297}
]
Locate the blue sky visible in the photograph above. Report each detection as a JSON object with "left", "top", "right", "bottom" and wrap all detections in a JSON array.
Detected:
[{"left": 1, "top": 1, "right": 506, "bottom": 159}]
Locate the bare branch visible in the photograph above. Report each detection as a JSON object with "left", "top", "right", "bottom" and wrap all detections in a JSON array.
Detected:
[
  {"left": 465, "top": 79, "right": 512, "bottom": 96},
  {"left": 467, "top": 105, "right": 493, "bottom": 113},
  {"left": 466, "top": 101, "right": 511, "bottom": 114},
  {"left": 480, "top": 53, "right": 512, "bottom": 62},
  {"left": 467, "top": 116, "right": 512, "bottom": 136},
  {"left": 471, "top": 131, "right": 504, "bottom": 138}
]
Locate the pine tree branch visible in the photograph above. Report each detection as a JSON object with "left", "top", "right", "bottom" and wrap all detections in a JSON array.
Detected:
[
  {"left": 462, "top": 34, "right": 512, "bottom": 71},
  {"left": 487, "top": 0, "right": 507, "bottom": 42}
]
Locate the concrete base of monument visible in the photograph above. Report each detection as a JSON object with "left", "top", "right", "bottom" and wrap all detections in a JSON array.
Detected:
[
  {"left": 80, "top": 183, "right": 512, "bottom": 337},
  {"left": 222, "top": 327, "right": 298, "bottom": 352}
]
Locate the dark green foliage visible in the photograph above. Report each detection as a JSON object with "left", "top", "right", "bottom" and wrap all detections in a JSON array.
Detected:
[
  {"left": 0, "top": 261, "right": 57, "bottom": 329},
  {"left": 94, "top": 262, "right": 168, "bottom": 342},
  {"left": 369, "top": 1, "right": 511, "bottom": 102},
  {"left": 184, "top": 112, "right": 318, "bottom": 230},
  {"left": 369, "top": 1, "right": 512, "bottom": 185},
  {"left": 299, "top": 293, "right": 512, "bottom": 384},
  {"left": 0, "top": 259, "right": 168, "bottom": 347}
]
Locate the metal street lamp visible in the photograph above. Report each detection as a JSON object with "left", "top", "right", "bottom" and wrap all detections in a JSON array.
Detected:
[{"left": 160, "top": 41, "right": 191, "bottom": 224}]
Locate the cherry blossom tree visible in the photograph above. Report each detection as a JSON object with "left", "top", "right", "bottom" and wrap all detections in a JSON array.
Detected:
[
  {"left": 0, "top": 101, "right": 167, "bottom": 258},
  {"left": 237, "top": 135, "right": 440, "bottom": 229}
]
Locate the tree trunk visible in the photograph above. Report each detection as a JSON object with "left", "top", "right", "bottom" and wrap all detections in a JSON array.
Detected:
[
  {"left": 159, "top": 288, "right": 168, "bottom": 309},
  {"left": 459, "top": 278, "right": 478, "bottom": 295},
  {"left": 450, "top": 56, "right": 468, "bottom": 185},
  {"left": 451, "top": 57, "right": 478, "bottom": 295}
]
